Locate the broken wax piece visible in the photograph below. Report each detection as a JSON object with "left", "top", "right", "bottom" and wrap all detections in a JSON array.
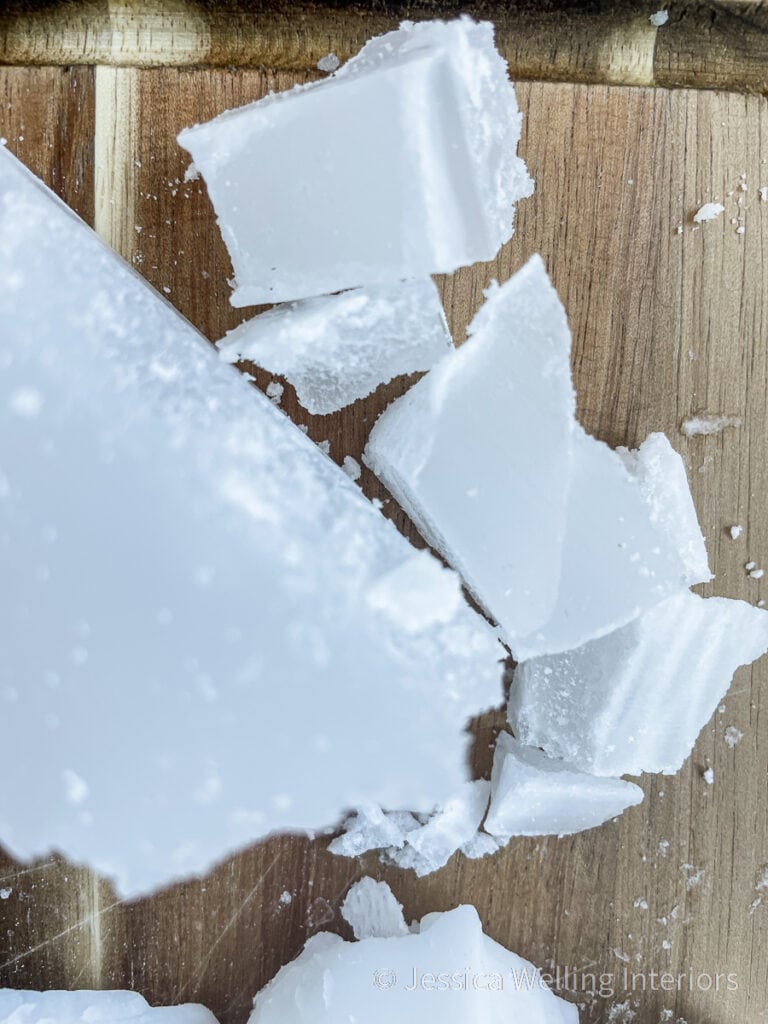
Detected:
[
  {"left": 365, "top": 254, "right": 577, "bottom": 645},
  {"left": 693, "top": 202, "right": 725, "bottom": 223},
  {"left": 217, "top": 280, "right": 454, "bottom": 415},
  {"left": 341, "top": 877, "right": 409, "bottom": 939},
  {"left": 0, "top": 991, "right": 217, "bottom": 1024},
  {"left": 513, "top": 428, "right": 711, "bottom": 659},
  {"left": 484, "top": 733, "right": 643, "bottom": 840},
  {"left": 178, "top": 18, "right": 533, "bottom": 305},
  {"left": 249, "top": 881, "right": 578, "bottom": 1023},
  {"left": 0, "top": 147, "right": 504, "bottom": 898},
  {"left": 328, "top": 805, "right": 422, "bottom": 858},
  {"left": 509, "top": 591, "right": 768, "bottom": 776}
]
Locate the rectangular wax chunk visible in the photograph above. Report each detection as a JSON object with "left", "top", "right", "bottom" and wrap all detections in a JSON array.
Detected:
[
  {"left": 178, "top": 18, "right": 533, "bottom": 305},
  {"left": 0, "top": 146, "right": 503, "bottom": 898},
  {"left": 484, "top": 732, "right": 643, "bottom": 840},
  {"left": 217, "top": 279, "right": 453, "bottom": 414},
  {"left": 364, "top": 255, "right": 576, "bottom": 643},
  {"left": 0, "top": 991, "right": 217, "bottom": 1024},
  {"left": 509, "top": 591, "right": 768, "bottom": 776}
]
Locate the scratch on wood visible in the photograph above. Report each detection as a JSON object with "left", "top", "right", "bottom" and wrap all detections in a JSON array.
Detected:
[{"left": 94, "top": 65, "right": 139, "bottom": 258}]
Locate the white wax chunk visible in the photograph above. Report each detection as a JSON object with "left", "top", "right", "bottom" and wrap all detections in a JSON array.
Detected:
[
  {"left": 0, "top": 147, "right": 503, "bottom": 898},
  {"left": 0, "top": 990, "right": 217, "bottom": 1024},
  {"left": 341, "top": 877, "right": 409, "bottom": 939},
  {"left": 365, "top": 255, "right": 576, "bottom": 644},
  {"left": 484, "top": 733, "right": 643, "bottom": 840},
  {"left": 250, "top": 890, "right": 577, "bottom": 1023},
  {"left": 388, "top": 780, "right": 491, "bottom": 876},
  {"left": 328, "top": 805, "right": 422, "bottom": 858},
  {"left": 217, "top": 280, "right": 454, "bottom": 414},
  {"left": 509, "top": 591, "right": 768, "bottom": 776},
  {"left": 178, "top": 18, "right": 533, "bottom": 305},
  {"left": 513, "top": 428, "right": 711, "bottom": 659}
]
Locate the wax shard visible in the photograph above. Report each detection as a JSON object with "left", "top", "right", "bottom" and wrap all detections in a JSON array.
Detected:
[
  {"left": 0, "top": 991, "right": 217, "bottom": 1024},
  {"left": 509, "top": 591, "right": 768, "bottom": 777},
  {"left": 513, "top": 428, "right": 711, "bottom": 659},
  {"left": 250, "top": 881, "right": 577, "bottom": 1023},
  {"left": 365, "top": 255, "right": 577, "bottom": 645},
  {"left": 484, "top": 733, "right": 643, "bottom": 840},
  {"left": 178, "top": 18, "right": 533, "bottom": 305},
  {"left": 217, "top": 280, "right": 454, "bottom": 415},
  {"left": 0, "top": 148, "right": 503, "bottom": 898},
  {"left": 341, "top": 877, "right": 409, "bottom": 939}
]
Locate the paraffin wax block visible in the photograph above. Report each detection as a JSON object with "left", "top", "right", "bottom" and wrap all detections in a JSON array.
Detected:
[
  {"left": 217, "top": 280, "right": 453, "bottom": 415},
  {"left": 513, "top": 428, "right": 711, "bottom": 659},
  {"left": 341, "top": 877, "right": 409, "bottom": 939},
  {"left": 365, "top": 255, "right": 576, "bottom": 644},
  {"left": 0, "top": 147, "right": 503, "bottom": 898},
  {"left": 484, "top": 733, "right": 643, "bottom": 840},
  {"left": 250, "top": 883, "right": 578, "bottom": 1023},
  {"left": 0, "top": 991, "right": 217, "bottom": 1024},
  {"left": 178, "top": 18, "right": 533, "bottom": 305},
  {"left": 509, "top": 591, "right": 768, "bottom": 776}
]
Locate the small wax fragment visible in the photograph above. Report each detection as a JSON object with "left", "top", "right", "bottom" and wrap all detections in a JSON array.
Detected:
[
  {"left": 760, "top": 186, "right": 768, "bottom": 202},
  {"left": 513, "top": 428, "right": 710, "bottom": 660},
  {"left": 0, "top": 147, "right": 503, "bottom": 898},
  {"left": 0, "top": 991, "right": 217, "bottom": 1024},
  {"left": 387, "top": 780, "right": 491, "bottom": 876},
  {"left": 693, "top": 202, "right": 725, "bottom": 223},
  {"left": 179, "top": 18, "right": 533, "bottom": 305},
  {"left": 340, "top": 877, "right": 408, "bottom": 939},
  {"left": 484, "top": 733, "right": 643, "bottom": 840},
  {"left": 218, "top": 281, "right": 453, "bottom": 414},
  {"left": 328, "top": 806, "right": 422, "bottom": 857},
  {"left": 510, "top": 591, "right": 768, "bottom": 776},
  {"left": 316, "top": 52, "right": 340, "bottom": 73},
  {"left": 681, "top": 412, "right": 741, "bottom": 436},
  {"left": 730, "top": 525, "right": 743, "bottom": 539},
  {"left": 649, "top": 10, "right": 669, "bottom": 25},
  {"left": 751, "top": 568, "right": 764, "bottom": 579},
  {"left": 746, "top": 561, "right": 757, "bottom": 571},
  {"left": 365, "top": 255, "right": 577, "bottom": 645},
  {"left": 249, "top": 888, "right": 578, "bottom": 1023},
  {"left": 703, "top": 767, "right": 714, "bottom": 785}
]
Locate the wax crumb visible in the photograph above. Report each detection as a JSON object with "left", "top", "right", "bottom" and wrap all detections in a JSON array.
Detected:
[
  {"left": 759, "top": 186, "right": 768, "bottom": 201},
  {"left": 736, "top": 225, "right": 746, "bottom": 235},
  {"left": 724, "top": 725, "right": 744, "bottom": 748},
  {"left": 745, "top": 561, "right": 756, "bottom": 571},
  {"left": 265, "top": 381, "right": 284, "bottom": 405},
  {"left": 681, "top": 863, "right": 704, "bottom": 890},
  {"left": 681, "top": 413, "right": 741, "bottom": 436},
  {"left": 634, "top": 897, "right": 649, "bottom": 909},
  {"left": 184, "top": 162, "right": 200, "bottom": 182},
  {"left": 729, "top": 525, "right": 742, "bottom": 539},
  {"left": 750, "top": 568, "right": 764, "bottom": 579},
  {"left": 703, "top": 767, "right": 714, "bottom": 785},
  {"left": 342, "top": 455, "right": 362, "bottom": 481},
  {"left": 279, "top": 889, "right": 293, "bottom": 905},
  {"left": 317, "top": 439, "right": 331, "bottom": 456},
  {"left": 649, "top": 10, "right": 669, "bottom": 26},
  {"left": 693, "top": 202, "right": 725, "bottom": 223},
  {"left": 162, "top": 286, "right": 171, "bottom": 295},
  {"left": 0, "top": 887, "right": 11, "bottom": 899},
  {"left": 658, "top": 839, "right": 670, "bottom": 856},
  {"left": 317, "top": 53, "right": 341, "bottom": 73}
]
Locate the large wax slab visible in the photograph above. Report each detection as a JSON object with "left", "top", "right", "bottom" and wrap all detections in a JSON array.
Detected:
[
  {"left": 365, "top": 255, "right": 577, "bottom": 643},
  {"left": 178, "top": 18, "right": 533, "bottom": 305},
  {"left": 509, "top": 591, "right": 768, "bottom": 776},
  {"left": 0, "top": 991, "right": 217, "bottom": 1024},
  {"left": 484, "top": 733, "right": 643, "bottom": 840},
  {"left": 217, "top": 279, "right": 453, "bottom": 414},
  {"left": 0, "top": 146, "right": 502, "bottom": 898},
  {"left": 250, "top": 882, "right": 577, "bottom": 1023}
]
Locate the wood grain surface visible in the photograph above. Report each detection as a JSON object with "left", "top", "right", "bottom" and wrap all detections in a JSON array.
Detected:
[
  {"left": 1, "top": 1, "right": 768, "bottom": 96},
  {"left": 1, "top": 60, "right": 768, "bottom": 1024}
]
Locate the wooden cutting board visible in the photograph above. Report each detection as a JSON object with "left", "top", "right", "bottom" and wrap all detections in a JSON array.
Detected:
[{"left": 1, "top": 4, "right": 767, "bottom": 1023}]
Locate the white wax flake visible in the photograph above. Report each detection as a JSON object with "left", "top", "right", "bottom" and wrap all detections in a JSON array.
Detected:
[
  {"left": 0, "top": 887, "right": 11, "bottom": 899},
  {"left": 681, "top": 412, "right": 741, "bottom": 436},
  {"left": 341, "top": 455, "right": 361, "bottom": 481},
  {"left": 693, "top": 202, "right": 725, "bottom": 224},
  {"left": 278, "top": 890, "right": 293, "bottom": 905},
  {"left": 649, "top": 10, "right": 669, "bottom": 26},
  {"left": 316, "top": 52, "right": 340, "bottom": 73},
  {"left": 0, "top": 147, "right": 503, "bottom": 898},
  {"left": 724, "top": 725, "right": 744, "bottom": 748},
  {"left": 703, "top": 767, "right": 714, "bottom": 785},
  {"left": 249, "top": 895, "right": 577, "bottom": 1023},
  {"left": 633, "top": 897, "right": 648, "bottom": 909},
  {"left": 217, "top": 280, "right": 453, "bottom": 414},
  {"left": 484, "top": 733, "right": 643, "bottom": 840},
  {"left": 0, "top": 991, "right": 217, "bottom": 1024},
  {"left": 328, "top": 805, "right": 421, "bottom": 858},
  {"left": 681, "top": 863, "right": 704, "bottom": 890},
  {"left": 265, "top": 380, "right": 284, "bottom": 405},
  {"left": 750, "top": 568, "right": 765, "bottom": 579},
  {"left": 746, "top": 561, "right": 756, "bottom": 571},
  {"left": 340, "top": 877, "right": 408, "bottom": 939},
  {"left": 510, "top": 591, "right": 768, "bottom": 776},
  {"left": 759, "top": 186, "right": 768, "bottom": 202},
  {"left": 730, "top": 525, "right": 743, "bottom": 539},
  {"left": 183, "top": 162, "right": 200, "bottom": 183},
  {"left": 366, "top": 255, "right": 576, "bottom": 649},
  {"left": 179, "top": 18, "right": 533, "bottom": 305}
]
